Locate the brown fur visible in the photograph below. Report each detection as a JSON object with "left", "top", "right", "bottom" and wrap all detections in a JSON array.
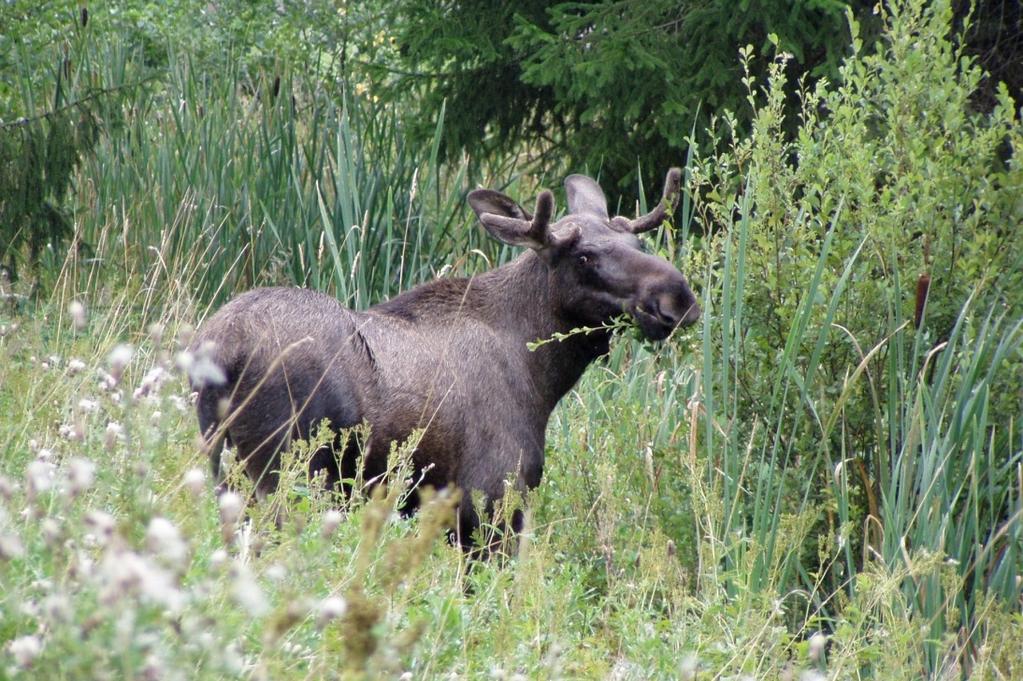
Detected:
[{"left": 190, "top": 171, "right": 700, "bottom": 547}]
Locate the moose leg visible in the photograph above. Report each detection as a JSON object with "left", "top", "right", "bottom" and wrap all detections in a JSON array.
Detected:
[
  {"left": 195, "top": 385, "right": 236, "bottom": 496},
  {"left": 234, "top": 429, "right": 289, "bottom": 502},
  {"left": 455, "top": 495, "right": 523, "bottom": 561},
  {"left": 453, "top": 444, "right": 545, "bottom": 556},
  {"left": 454, "top": 501, "right": 483, "bottom": 553}
]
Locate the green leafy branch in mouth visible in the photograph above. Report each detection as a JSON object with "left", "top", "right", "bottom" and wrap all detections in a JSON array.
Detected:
[{"left": 526, "top": 317, "right": 634, "bottom": 352}]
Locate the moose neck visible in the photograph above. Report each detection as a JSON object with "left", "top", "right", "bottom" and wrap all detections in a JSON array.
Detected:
[{"left": 478, "top": 251, "right": 611, "bottom": 414}]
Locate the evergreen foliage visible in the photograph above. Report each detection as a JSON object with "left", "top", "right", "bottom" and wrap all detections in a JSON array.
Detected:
[
  {"left": 954, "top": 0, "right": 1023, "bottom": 111},
  {"left": 361, "top": 0, "right": 875, "bottom": 192}
]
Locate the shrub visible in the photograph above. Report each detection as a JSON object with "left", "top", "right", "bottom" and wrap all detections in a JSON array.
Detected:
[{"left": 679, "top": 0, "right": 1022, "bottom": 669}]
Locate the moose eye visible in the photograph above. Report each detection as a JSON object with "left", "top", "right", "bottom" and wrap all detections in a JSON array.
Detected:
[{"left": 577, "top": 254, "right": 593, "bottom": 268}]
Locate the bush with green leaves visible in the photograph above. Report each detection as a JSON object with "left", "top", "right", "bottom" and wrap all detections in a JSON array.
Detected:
[{"left": 680, "top": 0, "right": 1022, "bottom": 658}]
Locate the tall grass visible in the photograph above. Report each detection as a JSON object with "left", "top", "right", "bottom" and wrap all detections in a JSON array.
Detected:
[
  {"left": 75, "top": 61, "right": 463, "bottom": 308},
  {"left": 698, "top": 210, "right": 1021, "bottom": 670},
  {"left": 36, "top": 36, "right": 539, "bottom": 319}
]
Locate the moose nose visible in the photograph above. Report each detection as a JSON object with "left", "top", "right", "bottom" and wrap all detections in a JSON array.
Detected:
[{"left": 655, "top": 283, "right": 700, "bottom": 329}]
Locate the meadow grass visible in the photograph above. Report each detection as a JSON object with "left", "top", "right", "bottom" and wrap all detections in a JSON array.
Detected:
[{"left": 2, "top": 185, "right": 1021, "bottom": 678}]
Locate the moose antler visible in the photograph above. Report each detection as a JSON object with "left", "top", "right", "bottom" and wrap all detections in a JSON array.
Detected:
[
  {"left": 478, "top": 190, "right": 555, "bottom": 249},
  {"left": 626, "top": 168, "right": 682, "bottom": 234}
]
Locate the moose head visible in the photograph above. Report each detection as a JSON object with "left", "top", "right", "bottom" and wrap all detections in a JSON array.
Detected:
[{"left": 468, "top": 168, "right": 700, "bottom": 341}]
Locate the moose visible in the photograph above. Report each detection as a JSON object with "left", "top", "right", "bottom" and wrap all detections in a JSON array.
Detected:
[{"left": 189, "top": 169, "right": 700, "bottom": 547}]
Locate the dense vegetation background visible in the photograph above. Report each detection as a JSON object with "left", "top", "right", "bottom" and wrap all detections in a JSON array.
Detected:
[{"left": 1, "top": 1, "right": 1021, "bottom": 678}]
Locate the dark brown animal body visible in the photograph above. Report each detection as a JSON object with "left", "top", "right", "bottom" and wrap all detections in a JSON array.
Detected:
[{"left": 190, "top": 170, "right": 700, "bottom": 546}]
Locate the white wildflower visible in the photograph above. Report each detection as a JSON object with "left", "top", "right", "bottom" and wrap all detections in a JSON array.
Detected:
[
  {"left": 141, "top": 652, "right": 165, "bottom": 681},
  {"left": 66, "top": 416, "right": 87, "bottom": 441},
  {"left": 147, "top": 322, "right": 165, "bottom": 345},
  {"left": 209, "top": 549, "right": 229, "bottom": 570},
  {"left": 218, "top": 491, "right": 243, "bottom": 527},
  {"left": 222, "top": 642, "right": 243, "bottom": 675},
  {"left": 230, "top": 562, "right": 268, "bottom": 617},
  {"left": 680, "top": 655, "right": 699, "bottom": 680},
  {"left": 0, "top": 532, "right": 25, "bottom": 561},
  {"left": 174, "top": 350, "right": 193, "bottom": 374},
  {"left": 67, "top": 358, "right": 87, "bottom": 375},
  {"left": 96, "top": 369, "right": 118, "bottom": 391},
  {"left": 84, "top": 509, "right": 116, "bottom": 546},
  {"left": 101, "top": 548, "right": 185, "bottom": 613},
  {"left": 40, "top": 518, "right": 61, "bottom": 546},
  {"left": 808, "top": 631, "right": 828, "bottom": 663},
  {"left": 186, "top": 343, "right": 226, "bottom": 387},
  {"left": 66, "top": 457, "right": 96, "bottom": 496},
  {"left": 68, "top": 300, "right": 87, "bottom": 331},
  {"left": 107, "top": 344, "right": 134, "bottom": 383},
  {"left": 176, "top": 323, "right": 194, "bottom": 349},
  {"left": 104, "top": 422, "right": 124, "bottom": 451},
  {"left": 146, "top": 517, "right": 189, "bottom": 569},
  {"left": 316, "top": 595, "right": 347, "bottom": 627},
  {"left": 265, "top": 563, "right": 287, "bottom": 583},
  {"left": 183, "top": 468, "right": 205, "bottom": 496},
  {"left": 281, "top": 640, "right": 311, "bottom": 656},
  {"left": 26, "top": 460, "right": 56, "bottom": 499},
  {"left": 42, "top": 593, "right": 72, "bottom": 623},
  {"left": 68, "top": 552, "right": 93, "bottom": 580},
  {"left": 9, "top": 634, "right": 42, "bottom": 668},
  {"left": 77, "top": 398, "right": 99, "bottom": 413},
  {"left": 18, "top": 600, "right": 39, "bottom": 619},
  {"left": 321, "top": 509, "right": 343, "bottom": 538},
  {"left": 133, "top": 366, "right": 167, "bottom": 400}
]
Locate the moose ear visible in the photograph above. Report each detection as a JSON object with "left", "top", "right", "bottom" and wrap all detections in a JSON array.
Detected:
[
  {"left": 467, "top": 189, "right": 533, "bottom": 222},
  {"left": 468, "top": 189, "right": 554, "bottom": 251},
  {"left": 565, "top": 174, "right": 609, "bottom": 220}
]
